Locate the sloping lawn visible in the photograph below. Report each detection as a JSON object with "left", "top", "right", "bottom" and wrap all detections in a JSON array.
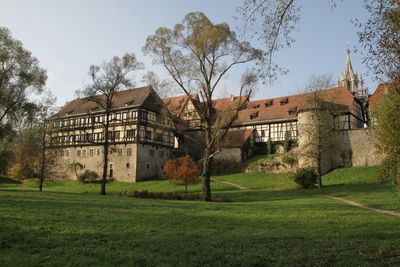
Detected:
[{"left": 1, "top": 166, "right": 400, "bottom": 266}]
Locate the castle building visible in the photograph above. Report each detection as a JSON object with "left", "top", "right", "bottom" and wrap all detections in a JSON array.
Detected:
[
  {"left": 47, "top": 50, "right": 379, "bottom": 182},
  {"left": 47, "top": 86, "right": 175, "bottom": 182}
]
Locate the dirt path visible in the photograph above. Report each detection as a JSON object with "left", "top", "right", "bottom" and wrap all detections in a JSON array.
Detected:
[
  {"left": 331, "top": 196, "right": 400, "bottom": 218},
  {"left": 212, "top": 180, "right": 247, "bottom": 190}
]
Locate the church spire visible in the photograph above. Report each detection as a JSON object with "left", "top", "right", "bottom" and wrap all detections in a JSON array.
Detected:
[{"left": 344, "top": 48, "right": 354, "bottom": 77}]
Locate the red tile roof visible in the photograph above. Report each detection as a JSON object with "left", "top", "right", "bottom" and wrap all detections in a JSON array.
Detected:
[
  {"left": 222, "top": 129, "right": 254, "bottom": 148},
  {"left": 234, "top": 86, "right": 358, "bottom": 125},
  {"left": 55, "top": 86, "right": 161, "bottom": 117},
  {"left": 163, "top": 94, "right": 199, "bottom": 117},
  {"left": 369, "top": 83, "right": 387, "bottom": 113},
  {"left": 212, "top": 96, "right": 248, "bottom": 111}
]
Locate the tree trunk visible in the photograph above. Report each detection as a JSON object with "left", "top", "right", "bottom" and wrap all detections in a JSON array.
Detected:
[
  {"left": 39, "top": 124, "right": 46, "bottom": 192},
  {"left": 317, "top": 129, "right": 323, "bottom": 188},
  {"left": 101, "top": 117, "right": 110, "bottom": 195},
  {"left": 185, "top": 177, "right": 188, "bottom": 199},
  {"left": 201, "top": 151, "right": 212, "bottom": 201}
]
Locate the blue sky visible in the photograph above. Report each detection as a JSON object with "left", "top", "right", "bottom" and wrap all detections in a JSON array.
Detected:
[{"left": 0, "top": 0, "right": 373, "bottom": 106}]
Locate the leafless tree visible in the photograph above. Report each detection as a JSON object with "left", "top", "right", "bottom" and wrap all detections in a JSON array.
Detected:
[
  {"left": 77, "top": 53, "right": 144, "bottom": 195},
  {"left": 144, "top": 12, "right": 262, "bottom": 201},
  {"left": 298, "top": 74, "right": 339, "bottom": 188}
]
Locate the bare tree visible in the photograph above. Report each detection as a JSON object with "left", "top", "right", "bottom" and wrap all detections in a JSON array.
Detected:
[
  {"left": 142, "top": 71, "right": 176, "bottom": 98},
  {"left": 144, "top": 12, "right": 262, "bottom": 201},
  {"left": 38, "top": 90, "right": 58, "bottom": 192},
  {"left": 77, "top": 53, "right": 144, "bottom": 195},
  {"left": 298, "top": 74, "right": 338, "bottom": 188}
]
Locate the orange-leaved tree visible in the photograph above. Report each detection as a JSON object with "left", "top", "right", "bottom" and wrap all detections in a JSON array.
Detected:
[{"left": 162, "top": 155, "right": 199, "bottom": 197}]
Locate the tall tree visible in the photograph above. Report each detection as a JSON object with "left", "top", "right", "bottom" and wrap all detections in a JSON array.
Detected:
[
  {"left": 77, "top": 53, "right": 144, "bottom": 195},
  {"left": 0, "top": 27, "right": 47, "bottom": 129},
  {"left": 298, "top": 74, "right": 337, "bottom": 188},
  {"left": 359, "top": 1, "right": 400, "bottom": 185},
  {"left": 143, "top": 12, "right": 262, "bottom": 201}
]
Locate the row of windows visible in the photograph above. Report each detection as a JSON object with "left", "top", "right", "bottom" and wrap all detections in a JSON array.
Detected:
[
  {"left": 50, "top": 110, "right": 172, "bottom": 129},
  {"left": 51, "top": 130, "right": 136, "bottom": 144},
  {"left": 59, "top": 148, "right": 167, "bottom": 158},
  {"left": 50, "top": 129, "right": 174, "bottom": 146},
  {"left": 252, "top": 121, "right": 298, "bottom": 142}
]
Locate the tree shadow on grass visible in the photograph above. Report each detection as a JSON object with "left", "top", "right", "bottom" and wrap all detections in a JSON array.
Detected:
[
  {"left": 218, "top": 182, "right": 395, "bottom": 203},
  {"left": 0, "top": 176, "right": 21, "bottom": 184}
]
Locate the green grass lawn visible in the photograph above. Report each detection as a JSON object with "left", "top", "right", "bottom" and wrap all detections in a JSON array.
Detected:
[{"left": 1, "top": 166, "right": 400, "bottom": 266}]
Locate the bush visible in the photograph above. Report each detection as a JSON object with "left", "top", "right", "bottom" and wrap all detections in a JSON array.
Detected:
[
  {"left": 293, "top": 167, "right": 317, "bottom": 188},
  {"left": 282, "top": 154, "right": 298, "bottom": 167},
  {"left": 129, "top": 190, "right": 231, "bottom": 202},
  {"left": 78, "top": 170, "right": 100, "bottom": 183}
]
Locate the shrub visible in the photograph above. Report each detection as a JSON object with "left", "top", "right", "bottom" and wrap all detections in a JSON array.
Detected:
[
  {"left": 129, "top": 190, "right": 231, "bottom": 202},
  {"left": 78, "top": 170, "right": 100, "bottom": 183},
  {"left": 282, "top": 154, "right": 298, "bottom": 167},
  {"left": 162, "top": 155, "right": 199, "bottom": 196},
  {"left": 293, "top": 167, "right": 317, "bottom": 188}
]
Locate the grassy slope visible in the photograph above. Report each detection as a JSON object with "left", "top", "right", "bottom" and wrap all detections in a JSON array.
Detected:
[{"left": 1, "top": 167, "right": 400, "bottom": 266}]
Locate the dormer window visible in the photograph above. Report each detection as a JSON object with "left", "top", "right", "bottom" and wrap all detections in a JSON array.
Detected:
[
  {"left": 250, "top": 111, "right": 258, "bottom": 120},
  {"left": 264, "top": 100, "right": 273, "bottom": 107},
  {"left": 280, "top": 98, "right": 289, "bottom": 105},
  {"left": 288, "top": 106, "right": 298, "bottom": 116},
  {"left": 253, "top": 104, "right": 260, "bottom": 109},
  {"left": 66, "top": 111, "right": 74, "bottom": 116},
  {"left": 125, "top": 101, "right": 134, "bottom": 107},
  {"left": 90, "top": 106, "right": 99, "bottom": 113}
]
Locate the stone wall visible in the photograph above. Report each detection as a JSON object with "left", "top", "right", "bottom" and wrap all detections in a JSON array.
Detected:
[
  {"left": 297, "top": 110, "right": 383, "bottom": 174},
  {"left": 214, "top": 148, "right": 243, "bottom": 163},
  {"left": 332, "top": 128, "right": 384, "bottom": 168},
  {"left": 56, "top": 143, "right": 172, "bottom": 182},
  {"left": 135, "top": 144, "right": 172, "bottom": 180}
]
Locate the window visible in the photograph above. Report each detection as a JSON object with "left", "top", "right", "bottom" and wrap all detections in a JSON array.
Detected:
[
  {"left": 126, "top": 163, "right": 130, "bottom": 168},
  {"left": 265, "top": 100, "right": 273, "bottom": 107},
  {"left": 117, "top": 148, "right": 122, "bottom": 156},
  {"left": 82, "top": 150, "right": 87, "bottom": 157},
  {"left": 114, "top": 131, "right": 120, "bottom": 141},
  {"left": 77, "top": 150, "right": 81, "bottom": 157},
  {"left": 66, "top": 150, "right": 70, "bottom": 157},
  {"left": 280, "top": 98, "right": 289, "bottom": 105},
  {"left": 159, "top": 150, "right": 164, "bottom": 158},
  {"left": 250, "top": 111, "right": 258, "bottom": 120},
  {"left": 253, "top": 104, "right": 260, "bottom": 109},
  {"left": 155, "top": 133, "right": 163, "bottom": 142},
  {"left": 125, "top": 101, "right": 134, "bottom": 107},
  {"left": 90, "top": 106, "right": 99, "bottom": 113},
  {"left": 146, "top": 163, "right": 150, "bottom": 169},
  {"left": 149, "top": 149, "right": 154, "bottom": 157},
  {"left": 97, "top": 149, "right": 101, "bottom": 156},
  {"left": 140, "top": 111, "right": 148, "bottom": 121},
  {"left": 89, "top": 149, "right": 94, "bottom": 157},
  {"left": 122, "top": 112, "right": 128, "bottom": 121},
  {"left": 108, "top": 131, "right": 120, "bottom": 141},
  {"left": 145, "top": 131, "right": 152, "bottom": 140},
  {"left": 116, "top": 113, "right": 121, "bottom": 122},
  {"left": 95, "top": 116, "right": 103, "bottom": 123},
  {"left": 131, "top": 111, "right": 138, "bottom": 120},
  {"left": 288, "top": 106, "right": 297, "bottom": 116},
  {"left": 126, "top": 130, "right": 136, "bottom": 140},
  {"left": 127, "top": 148, "right": 132, "bottom": 156}
]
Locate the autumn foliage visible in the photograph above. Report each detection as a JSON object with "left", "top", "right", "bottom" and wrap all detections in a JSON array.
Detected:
[{"left": 162, "top": 155, "right": 199, "bottom": 195}]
